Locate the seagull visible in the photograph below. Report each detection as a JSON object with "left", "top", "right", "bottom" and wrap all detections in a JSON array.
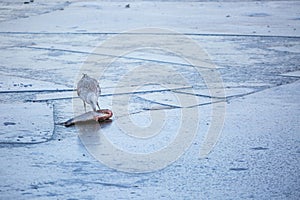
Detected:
[{"left": 77, "top": 74, "right": 101, "bottom": 112}]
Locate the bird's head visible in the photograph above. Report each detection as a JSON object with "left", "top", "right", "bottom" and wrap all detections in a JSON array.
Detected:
[{"left": 82, "top": 73, "right": 87, "bottom": 78}]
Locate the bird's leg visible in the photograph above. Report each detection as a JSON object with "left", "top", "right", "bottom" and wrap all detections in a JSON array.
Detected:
[
  {"left": 97, "top": 102, "right": 100, "bottom": 111},
  {"left": 83, "top": 101, "right": 87, "bottom": 112}
]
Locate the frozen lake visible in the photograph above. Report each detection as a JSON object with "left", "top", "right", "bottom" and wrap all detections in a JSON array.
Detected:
[{"left": 0, "top": 0, "right": 299, "bottom": 199}]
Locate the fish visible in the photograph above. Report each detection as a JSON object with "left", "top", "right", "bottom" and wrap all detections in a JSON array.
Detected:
[{"left": 59, "top": 109, "right": 113, "bottom": 127}]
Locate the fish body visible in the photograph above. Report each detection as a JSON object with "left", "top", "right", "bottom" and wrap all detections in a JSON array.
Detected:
[{"left": 60, "top": 109, "right": 113, "bottom": 127}]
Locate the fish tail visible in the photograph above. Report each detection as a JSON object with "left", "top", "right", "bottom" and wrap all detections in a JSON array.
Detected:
[{"left": 58, "top": 118, "right": 74, "bottom": 127}]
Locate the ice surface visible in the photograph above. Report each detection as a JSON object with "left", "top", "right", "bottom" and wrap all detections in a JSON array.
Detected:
[
  {"left": 0, "top": 0, "right": 299, "bottom": 199},
  {"left": 0, "top": 1, "right": 299, "bottom": 37},
  {"left": 0, "top": 102, "right": 53, "bottom": 144}
]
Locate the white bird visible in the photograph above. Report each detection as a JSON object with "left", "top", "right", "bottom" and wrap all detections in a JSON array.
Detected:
[{"left": 77, "top": 74, "right": 101, "bottom": 112}]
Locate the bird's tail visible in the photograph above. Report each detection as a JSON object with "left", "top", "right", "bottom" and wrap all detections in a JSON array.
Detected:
[{"left": 87, "top": 93, "right": 99, "bottom": 111}]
